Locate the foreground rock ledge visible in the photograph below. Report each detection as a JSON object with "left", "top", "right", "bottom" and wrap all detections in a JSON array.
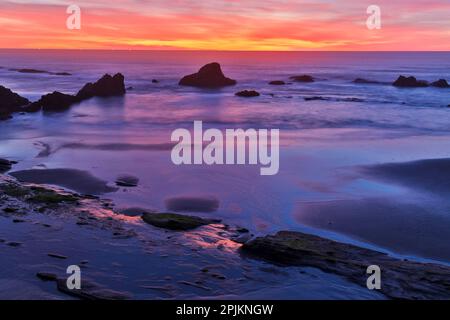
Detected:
[{"left": 241, "top": 231, "right": 450, "bottom": 300}]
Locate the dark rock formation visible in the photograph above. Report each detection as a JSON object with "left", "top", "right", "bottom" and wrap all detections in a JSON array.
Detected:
[
  {"left": 11, "top": 73, "right": 127, "bottom": 115},
  {"left": 304, "top": 96, "right": 329, "bottom": 101},
  {"left": 241, "top": 231, "right": 450, "bottom": 300},
  {"left": 11, "top": 68, "right": 71, "bottom": 76},
  {"left": 269, "top": 80, "right": 286, "bottom": 85},
  {"left": 29, "top": 91, "right": 77, "bottom": 112},
  {"left": 393, "top": 75, "right": 429, "bottom": 87},
  {"left": 0, "top": 86, "right": 30, "bottom": 119},
  {"left": 0, "top": 158, "right": 15, "bottom": 173},
  {"left": 431, "top": 79, "right": 449, "bottom": 88},
  {"left": 179, "top": 63, "right": 236, "bottom": 88},
  {"left": 15, "top": 68, "right": 48, "bottom": 74},
  {"left": 115, "top": 175, "right": 139, "bottom": 187},
  {"left": 290, "top": 75, "right": 314, "bottom": 82},
  {"left": 141, "top": 212, "right": 220, "bottom": 231},
  {"left": 76, "top": 73, "right": 126, "bottom": 100},
  {"left": 235, "top": 90, "right": 260, "bottom": 97}
]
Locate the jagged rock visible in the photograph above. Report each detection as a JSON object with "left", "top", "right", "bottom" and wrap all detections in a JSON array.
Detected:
[
  {"left": 76, "top": 73, "right": 126, "bottom": 100},
  {"left": 241, "top": 231, "right": 450, "bottom": 300},
  {"left": 235, "top": 90, "right": 260, "bottom": 97},
  {"left": 269, "top": 80, "right": 286, "bottom": 85},
  {"left": 142, "top": 212, "right": 220, "bottom": 231},
  {"left": 393, "top": 75, "right": 429, "bottom": 87},
  {"left": 431, "top": 79, "right": 449, "bottom": 88},
  {"left": 290, "top": 75, "right": 314, "bottom": 82},
  {"left": 179, "top": 63, "right": 236, "bottom": 88},
  {"left": 0, "top": 85, "right": 30, "bottom": 119},
  {"left": 0, "top": 159, "right": 14, "bottom": 173}
]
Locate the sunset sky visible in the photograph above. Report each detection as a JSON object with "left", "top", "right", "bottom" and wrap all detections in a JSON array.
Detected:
[{"left": 0, "top": 0, "right": 449, "bottom": 51}]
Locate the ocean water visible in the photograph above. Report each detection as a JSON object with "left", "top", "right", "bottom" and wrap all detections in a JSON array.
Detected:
[{"left": 1, "top": 50, "right": 450, "bottom": 263}]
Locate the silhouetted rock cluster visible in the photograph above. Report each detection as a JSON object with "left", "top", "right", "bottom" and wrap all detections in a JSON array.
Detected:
[
  {"left": 0, "top": 73, "right": 126, "bottom": 119},
  {"left": 393, "top": 75, "right": 429, "bottom": 87},
  {"left": 392, "top": 76, "right": 449, "bottom": 88},
  {"left": 0, "top": 158, "right": 16, "bottom": 173},
  {"left": 76, "top": 73, "right": 126, "bottom": 100},
  {"left": 431, "top": 79, "right": 449, "bottom": 88},
  {"left": 179, "top": 62, "right": 236, "bottom": 88},
  {"left": 235, "top": 90, "right": 260, "bottom": 97},
  {"left": 28, "top": 91, "right": 77, "bottom": 112},
  {"left": 0, "top": 86, "right": 30, "bottom": 120}
]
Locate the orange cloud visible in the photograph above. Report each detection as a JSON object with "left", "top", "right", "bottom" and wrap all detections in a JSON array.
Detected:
[{"left": 0, "top": 1, "right": 448, "bottom": 50}]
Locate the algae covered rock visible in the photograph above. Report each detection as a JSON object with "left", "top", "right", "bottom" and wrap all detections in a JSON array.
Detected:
[{"left": 142, "top": 212, "right": 220, "bottom": 231}]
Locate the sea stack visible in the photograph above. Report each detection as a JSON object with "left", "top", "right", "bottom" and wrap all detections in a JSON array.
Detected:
[
  {"left": 76, "top": 73, "right": 126, "bottom": 100},
  {"left": 431, "top": 79, "right": 449, "bottom": 88},
  {"left": 0, "top": 85, "right": 30, "bottom": 120},
  {"left": 393, "top": 75, "right": 429, "bottom": 87},
  {"left": 179, "top": 63, "right": 237, "bottom": 88}
]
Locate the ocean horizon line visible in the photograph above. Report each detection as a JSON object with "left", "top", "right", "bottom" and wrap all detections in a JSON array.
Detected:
[{"left": 0, "top": 48, "right": 449, "bottom": 53}]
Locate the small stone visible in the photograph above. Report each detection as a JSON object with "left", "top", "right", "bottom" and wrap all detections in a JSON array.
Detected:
[
  {"left": 48, "top": 253, "right": 68, "bottom": 260},
  {"left": 235, "top": 90, "right": 260, "bottom": 97}
]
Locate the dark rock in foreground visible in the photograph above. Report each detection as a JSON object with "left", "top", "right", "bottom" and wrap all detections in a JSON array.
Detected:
[
  {"left": 241, "top": 231, "right": 450, "bottom": 300},
  {"left": 0, "top": 85, "right": 30, "bottom": 119},
  {"left": 28, "top": 91, "right": 77, "bottom": 112},
  {"left": 290, "top": 75, "right": 314, "bottom": 82},
  {"left": 0, "top": 158, "right": 15, "bottom": 173},
  {"left": 393, "top": 75, "right": 429, "bottom": 87},
  {"left": 76, "top": 73, "right": 126, "bottom": 100},
  {"left": 431, "top": 79, "right": 449, "bottom": 88},
  {"left": 235, "top": 90, "right": 260, "bottom": 97},
  {"left": 142, "top": 212, "right": 220, "bottom": 231},
  {"left": 115, "top": 175, "right": 139, "bottom": 187},
  {"left": 179, "top": 63, "right": 236, "bottom": 88},
  {"left": 269, "top": 80, "right": 286, "bottom": 85}
]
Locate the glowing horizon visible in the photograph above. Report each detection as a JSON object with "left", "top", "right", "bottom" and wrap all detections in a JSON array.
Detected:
[{"left": 0, "top": 0, "right": 449, "bottom": 51}]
